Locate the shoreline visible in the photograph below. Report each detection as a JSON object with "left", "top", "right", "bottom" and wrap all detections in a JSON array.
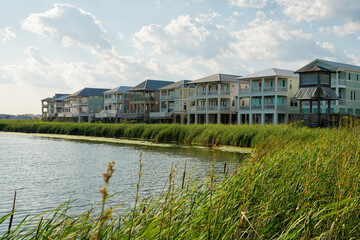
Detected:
[{"left": 0, "top": 131, "right": 252, "bottom": 154}]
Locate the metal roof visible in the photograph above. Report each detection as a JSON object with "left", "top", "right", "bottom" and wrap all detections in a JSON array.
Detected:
[
  {"left": 237, "top": 68, "right": 298, "bottom": 79},
  {"left": 104, "top": 86, "right": 132, "bottom": 94},
  {"left": 130, "top": 79, "right": 175, "bottom": 91},
  {"left": 159, "top": 80, "right": 192, "bottom": 90},
  {"left": 293, "top": 87, "right": 339, "bottom": 100},
  {"left": 297, "top": 59, "right": 360, "bottom": 72},
  {"left": 41, "top": 97, "right": 53, "bottom": 101},
  {"left": 69, "top": 88, "right": 110, "bottom": 97},
  {"left": 55, "top": 94, "right": 70, "bottom": 101},
  {"left": 188, "top": 73, "right": 241, "bottom": 84},
  {"left": 295, "top": 65, "right": 335, "bottom": 74}
]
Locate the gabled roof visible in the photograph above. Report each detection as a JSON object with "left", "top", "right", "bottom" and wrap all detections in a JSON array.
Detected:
[
  {"left": 295, "top": 65, "right": 335, "bottom": 74},
  {"left": 237, "top": 68, "right": 298, "bottom": 79},
  {"left": 297, "top": 59, "right": 360, "bottom": 72},
  {"left": 54, "top": 94, "right": 70, "bottom": 101},
  {"left": 293, "top": 87, "right": 339, "bottom": 100},
  {"left": 130, "top": 79, "right": 175, "bottom": 91},
  {"left": 188, "top": 73, "right": 241, "bottom": 84},
  {"left": 41, "top": 97, "right": 53, "bottom": 101},
  {"left": 104, "top": 86, "right": 132, "bottom": 94},
  {"left": 69, "top": 88, "right": 110, "bottom": 97},
  {"left": 159, "top": 80, "right": 192, "bottom": 90}
]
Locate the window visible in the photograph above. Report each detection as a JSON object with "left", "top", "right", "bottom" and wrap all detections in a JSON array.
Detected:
[
  {"left": 301, "top": 74, "right": 317, "bottom": 85},
  {"left": 282, "top": 80, "right": 286, "bottom": 87},
  {"left": 351, "top": 91, "right": 353, "bottom": 100},
  {"left": 348, "top": 73, "right": 351, "bottom": 80},
  {"left": 290, "top": 99, "right": 298, "bottom": 107},
  {"left": 320, "top": 74, "right": 330, "bottom": 85},
  {"left": 354, "top": 91, "right": 356, "bottom": 101},
  {"left": 290, "top": 80, "right": 292, "bottom": 89},
  {"left": 184, "top": 103, "right": 187, "bottom": 110},
  {"left": 221, "top": 100, "right": 227, "bottom": 106}
]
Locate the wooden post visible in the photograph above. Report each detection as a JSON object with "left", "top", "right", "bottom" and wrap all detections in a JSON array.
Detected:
[{"left": 8, "top": 191, "right": 16, "bottom": 234}]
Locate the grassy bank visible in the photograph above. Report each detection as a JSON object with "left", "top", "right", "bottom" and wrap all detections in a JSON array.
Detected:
[
  {"left": 0, "top": 120, "right": 322, "bottom": 147},
  {"left": 1, "top": 121, "right": 360, "bottom": 239}
]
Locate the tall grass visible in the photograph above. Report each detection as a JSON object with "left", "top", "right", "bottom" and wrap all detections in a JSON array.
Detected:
[
  {"left": 1, "top": 122, "right": 360, "bottom": 239},
  {"left": 0, "top": 120, "right": 321, "bottom": 147}
]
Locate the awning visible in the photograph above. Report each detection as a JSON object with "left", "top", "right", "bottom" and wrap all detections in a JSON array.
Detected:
[{"left": 293, "top": 87, "right": 339, "bottom": 100}]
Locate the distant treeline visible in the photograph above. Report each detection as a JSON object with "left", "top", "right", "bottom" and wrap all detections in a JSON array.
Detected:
[{"left": 0, "top": 120, "right": 324, "bottom": 147}]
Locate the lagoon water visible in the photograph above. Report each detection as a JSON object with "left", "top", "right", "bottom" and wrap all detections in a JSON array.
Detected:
[{"left": 0, "top": 133, "right": 243, "bottom": 233}]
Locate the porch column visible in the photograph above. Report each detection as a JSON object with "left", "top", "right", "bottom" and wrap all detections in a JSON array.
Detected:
[
  {"left": 229, "top": 114, "right": 231, "bottom": 124},
  {"left": 249, "top": 113, "right": 253, "bottom": 125},
  {"left": 336, "top": 71, "right": 339, "bottom": 107},
  {"left": 206, "top": 83, "right": 208, "bottom": 112},
  {"left": 217, "top": 113, "right": 221, "bottom": 124},
  {"left": 238, "top": 113, "right": 242, "bottom": 125},
  {"left": 275, "top": 76, "right": 278, "bottom": 92},
  {"left": 159, "top": 90, "right": 162, "bottom": 113},
  {"left": 218, "top": 83, "right": 221, "bottom": 112},
  {"left": 206, "top": 113, "right": 209, "bottom": 124},
  {"left": 299, "top": 101, "right": 302, "bottom": 113},
  {"left": 310, "top": 101, "right": 313, "bottom": 113},
  {"left": 250, "top": 79, "right": 252, "bottom": 93},
  {"left": 261, "top": 113, "right": 265, "bottom": 125},
  {"left": 195, "top": 85, "right": 198, "bottom": 97},
  {"left": 187, "top": 113, "right": 190, "bottom": 124},
  {"left": 285, "top": 114, "right": 289, "bottom": 124},
  {"left": 195, "top": 114, "right": 198, "bottom": 124},
  {"left": 273, "top": 113, "right": 278, "bottom": 125},
  {"left": 261, "top": 78, "right": 264, "bottom": 92},
  {"left": 262, "top": 96, "right": 264, "bottom": 110}
]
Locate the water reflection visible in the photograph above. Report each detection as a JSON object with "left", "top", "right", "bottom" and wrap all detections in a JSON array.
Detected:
[{"left": 0, "top": 133, "right": 246, "bottom": 233}]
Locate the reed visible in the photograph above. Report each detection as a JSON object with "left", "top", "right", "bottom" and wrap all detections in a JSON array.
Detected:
[
  {"left": 1, "top": 121, "right": 360, "bottom": 239},
  {"left": 0, "top": 120, "right": 322, "bottom": 147}
]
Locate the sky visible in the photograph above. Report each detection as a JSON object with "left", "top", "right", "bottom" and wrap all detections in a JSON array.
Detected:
[{"left": 0, "top": 0, "right": 360, "bottom": 114}]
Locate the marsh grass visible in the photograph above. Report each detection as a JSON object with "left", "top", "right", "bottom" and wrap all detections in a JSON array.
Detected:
[
  {"left": 1, "top": 121, "right": 360, "bottom": 239},
  {"left": 0, "top": 120, "right": 322, "bottom": 148}
]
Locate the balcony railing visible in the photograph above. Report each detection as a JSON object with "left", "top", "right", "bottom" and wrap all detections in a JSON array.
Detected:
[
  {"left": 239, "top": 88, "right": 250, "bottom": 93},
  {"left": 331, "top": 79, "right": 346, "bottom": 87},
  {"left": 122, "top": 112, "right": 144, "bottom": 119},
  {"left": 150, "top": 111, "right": 174, "bottom": 119},
  {"left": 197, "top": 91, "right": 207, "bottom": 96},
  {"left": 277, "top": 86, "right": 287, "bottom": 92},
  {"left": 252, "top": 105, "right": 262, "bottom": 109},
  {"left": 264, "top": 104, "right": 275, "bottom": 109},
  {"left": 160, "top": 95, "right": 175, "bottom": 100},
  {"left": 263, "top": 86, "right": 275, "bottom": 92},
  {"left": 196, "top": 106, "right": 206, "bottom": 111},
  {"left": 239, "top": 105, "right": 250, "bottom": 110},
  {"left": 208, "top": 106, "right": 218, "bottom": 111},
  {"left": 208, "top": 90, "right": 218, "bottom": 96},
  {"left": 252, "top": 88, "right": 262, "bottom": 92},
  {"left": 220, "top": 90, "right": 230, "bottom": 95},
  {"left": 220, "top": 106, "right": 230, "bottom": 111}
]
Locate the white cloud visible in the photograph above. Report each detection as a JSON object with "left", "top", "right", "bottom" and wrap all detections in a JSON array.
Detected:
[
  {"left": 316, "top": 41, "right": 335, "bottom": 53},
  {"left": 21, "top": 4, "right": 112, "bottom": 55},
  {"left": 319, "top": 22, "right": 360, "bottom": 37},
  {"left": 133, "top": 14, "right": 231, "bottom": 58},
  {"left": 276, "top": 0, "right": 360, "bottom": 22},
  {"left": 229, "top": 18, "right": 319, "bottom": 62},
  {"left": 0, "top": 27, "right": 17, "bottom": 42},
  {"left": 346, "top": 52, "right": 360, "bottom": 66},
  {"left": 230, "top": 0, "right": 268, "bottom": 8},
  {"left": 117, "top": 32, "right": 124, "bottom": 40}
]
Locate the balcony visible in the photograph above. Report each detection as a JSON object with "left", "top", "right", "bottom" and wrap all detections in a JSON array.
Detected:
[
  {"left": 196, "top": 106, "right": 206, "bottom": 111},
  {"left": 239, "top": 88, "right": 250, "bottom": 93},
  {"left": 160, "top": 95, "right": 175, "bottom": 101},
  {"left": 197, "top": 91, "right": 207, "bottom": 96},
  {"left": 263, "top": 86, "right": 275, "bottom": 92},
  {"left": 104, "top": 98, "right": 123, "bottom": 104},
  {"left": 208, "top": 90, "right": 218, "bottom": 96},
  {"left": 277, "top": 86, "right": 288, "bottom": 92},
  {"left": 252, "top": 87, "right": 262, "bottom": 93},
  {"left": 208, "top": 106, "right": 218, "bottom": 111},
  {"left": 264, "top": 104, "right": 275, "bottom": 109},
  {"left": 239, "top": 105, "right": 250, "bottom": 110},
  {"left": 122, "top": 112, "right": 145, "bottom": 119},
  {"left": 150, "top": 111, "right": 174, "bottom": 119},
  {"left": 220, "top": 106, "right": 230, "bottom": 111},
  {"left": 331, "top": 79, "right": 346, "bottom": 88},
  {"left": 252, "top": 105, "right": 262, "bottom": 109},
  {"left": 220, "top": 90, "right": 230, "bottom": 95}
]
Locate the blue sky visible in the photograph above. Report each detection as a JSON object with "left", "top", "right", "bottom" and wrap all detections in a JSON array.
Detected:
[{"left": 1, "top": 0, "right": 360, "bottom": 114}]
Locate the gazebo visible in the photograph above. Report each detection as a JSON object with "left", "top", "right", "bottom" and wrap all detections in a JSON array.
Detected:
[{"left": 292, "top": 65, "right": 339, "bottom": 126}]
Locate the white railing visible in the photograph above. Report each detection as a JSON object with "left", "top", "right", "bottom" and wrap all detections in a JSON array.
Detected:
[
  {"left": 239, "top": 88, "right": 250, "bottom": 93},
  {"left": 277, "top": 87, "right": 287, "bottom": 92},
  {"left": 208, "top": 106, "right": 218, "bottom": 111},
  {"left": 197, "top": 91, "right": 206, "bottom": 96},
  {"left": 220, "top": 90, "right": 230, "bottom": 95},
  {"left": 252, "top": 88, "right": 262, "bottom": 92},
  {"left": 196, "top": 106, "right": 206, "bottom": 111},
  {"left": 208, "top": 90, "right": 218, "bottom": 96},
  {"left": 263, "top": 87, "right": 275, "bottom": 92},
  {"left": 220, "top": 106, "right": 230, "bottom": 111},
  {"left": 264, "top": 104, "right": 275, "bottom": 109},
  {"left": 252, "top": 105, "right": 262, "bottom": 109},
  {"left": 150, "top": 111, "right": 174, "bottom": 119},
  {"left": 239, "top": 105, "right": 250, "bottom": 109}
]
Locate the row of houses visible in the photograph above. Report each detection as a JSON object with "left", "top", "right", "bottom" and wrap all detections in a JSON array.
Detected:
[{"left": 41, "top": 59, "right": 360, "bottom": 125}]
